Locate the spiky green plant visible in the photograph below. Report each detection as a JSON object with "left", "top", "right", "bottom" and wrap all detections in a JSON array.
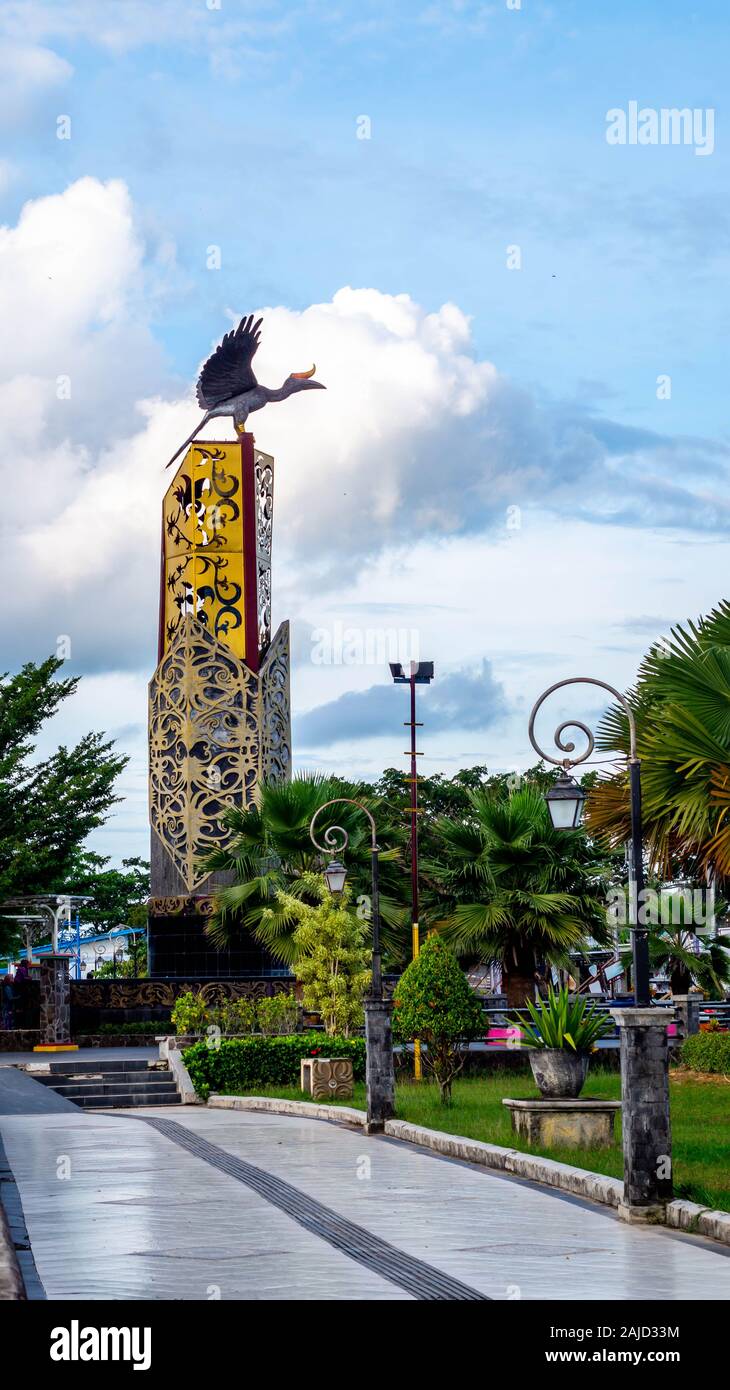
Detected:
[{"left": 510, "top": 984, "right": 612, "bottom": 1052}]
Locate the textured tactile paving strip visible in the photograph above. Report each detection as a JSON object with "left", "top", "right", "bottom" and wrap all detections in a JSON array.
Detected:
[{"left": 132, "top": 1114, "right": 490, "bottom": 1301}]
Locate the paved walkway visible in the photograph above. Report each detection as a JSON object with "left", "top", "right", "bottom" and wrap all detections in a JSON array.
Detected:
[
  {"left": 0, "top": 1046, "right": 157, "bottom": 1067},
  {"left": 1, "top": 1097, "right": 729, "bottom": 1301}
]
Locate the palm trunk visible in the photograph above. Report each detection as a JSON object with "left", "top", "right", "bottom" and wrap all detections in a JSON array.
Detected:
[
  {"left": 503, "top": 969, "right": 536, "bottom": 1009},
  {"left": 670, "top": 963, "right": 692, "bottom": 995}
]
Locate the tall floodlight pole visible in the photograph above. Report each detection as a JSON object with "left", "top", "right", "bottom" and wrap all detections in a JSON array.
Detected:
[
  {"left": 528, "top": 676, "right": 674, "bottom": 1220},
  {"left": 390, "top": 660, "right": 434, "bottom": 1080},
  {"left": 310, "top": 798, "right": 395, "bottom": 1132}
]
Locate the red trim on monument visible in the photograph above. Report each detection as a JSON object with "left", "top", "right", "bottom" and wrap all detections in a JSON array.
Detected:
[
  {"left": 240, "top": 432, "right": 260, "bottom": 672},
  {"left": 157, "top": 492, "right": 166, "bottom": 664}
]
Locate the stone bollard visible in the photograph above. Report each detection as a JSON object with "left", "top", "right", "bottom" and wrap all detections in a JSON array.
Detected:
[
  {"left": 364, "top": 997, "right": 396, "bottom": 1133},
  {"left": 39, "top": 955, "right": 72, "bottom": 1046},
  {"left": 610, "top": 1007, "right": 674, "bottom": 1222},
  {"left": 300, "top": 1056, "right": 354, "bottom": 1100},
  {"left": 671, "top": 993, "right": 701, "bottom": 1043}
]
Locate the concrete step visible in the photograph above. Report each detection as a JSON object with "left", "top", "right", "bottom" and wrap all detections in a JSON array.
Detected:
[
  {"left": 46, "top": 1057, "right": 152, "bottom": 1075},
  {"left": 44, "top": 1078, "right": 179, "bottom": 1098},
  {"left": 70, "top": 1091, "right": 181, "bottom": 1109},
  {"left": 36, "top": 1071, "right": 170, "bottom": 1090}
]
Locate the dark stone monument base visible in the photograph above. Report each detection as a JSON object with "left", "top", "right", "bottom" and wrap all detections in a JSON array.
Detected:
[{"left": 148, "top": 902, "right": 280, "bottom": 979}]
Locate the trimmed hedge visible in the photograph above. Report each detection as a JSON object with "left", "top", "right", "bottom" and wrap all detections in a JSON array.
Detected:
[
  {"left": 183, "top": 1033, "right": 367, "bottom": 1100},
  {"left": 681, "top": 1031, "right": 730, "bottom": 1075}
]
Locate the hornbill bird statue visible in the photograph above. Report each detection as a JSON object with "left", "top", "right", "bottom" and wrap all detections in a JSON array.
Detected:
[{"left": 165, "top": 314, "right": 325, "bottom": 469}]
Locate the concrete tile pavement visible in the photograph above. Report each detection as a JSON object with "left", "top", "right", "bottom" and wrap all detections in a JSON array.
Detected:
[{"left": 1, "top": 1103, "right": 728, "bottom": 1301}]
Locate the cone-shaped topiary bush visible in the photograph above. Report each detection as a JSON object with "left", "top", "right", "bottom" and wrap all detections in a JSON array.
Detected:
[{"left": 392, "top": 934, "right": 484, "bottom": 1102}]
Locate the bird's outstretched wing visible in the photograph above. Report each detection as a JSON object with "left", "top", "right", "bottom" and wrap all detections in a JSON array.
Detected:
[{"left": 196, "top": 314, "right": 262, "bottom": 408}]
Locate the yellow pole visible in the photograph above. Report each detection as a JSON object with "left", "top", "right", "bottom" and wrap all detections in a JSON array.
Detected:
[{"left": 412, "top": 920, "right": 422, "bottom": 1081}]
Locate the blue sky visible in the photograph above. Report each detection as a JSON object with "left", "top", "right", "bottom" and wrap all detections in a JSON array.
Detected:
[
  {"left": 5, "top": 0, "right": 728, "bottom": 427},
  {"left": 1, "top": 0, "right": 729, "bottom": 861}
]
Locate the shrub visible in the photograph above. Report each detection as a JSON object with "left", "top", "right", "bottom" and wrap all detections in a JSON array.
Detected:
[
  {"left": 681, "top": 1031, "right": 730, "bottom": 1075},
  {"left": 182, "top": 1034, "right": 366, "bottom": 1101},
  {"left": 392, "top": 935, "right": 484, "bottom": 1103},
  {"left": 171, "top": 990, "right": 209, "bottom": 1036},
  {"left": 213, "top": 998, "right": 257, "bottom": 1036},
  {"left": 275, "top": 875, "right": 370, "bottom": 1036},
  {"left": 257, "top": 992, "right": 299, "bottom": 1036}
]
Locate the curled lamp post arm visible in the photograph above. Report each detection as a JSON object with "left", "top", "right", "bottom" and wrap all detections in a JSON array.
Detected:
[
  {"left": 308, "top": 796, "right": 383, "bottom": 1002},
  {"left": 309, "top": 798, "right": 379, "bottom": 855},
  {"left": 528, "top": 676, "right": 638, "bottom": 769},
  {"left": 528, "top": 674, "right": 649, "bottom": 1007}
]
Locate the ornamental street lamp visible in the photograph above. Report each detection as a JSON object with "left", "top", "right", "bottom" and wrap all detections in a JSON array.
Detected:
[
  {"left": 528, "top": 676, "right": 674, "bottom": 1219},
  {"left": 528, "top": 676, "right": 649, "bottom": 1007},
  {"left": 309, "top": 798, "right": 395, "bottom": 1131}
]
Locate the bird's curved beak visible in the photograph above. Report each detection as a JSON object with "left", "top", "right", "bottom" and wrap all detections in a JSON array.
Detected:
[{"left": 291, "top": 364, "right": 326, "bottom": 388}]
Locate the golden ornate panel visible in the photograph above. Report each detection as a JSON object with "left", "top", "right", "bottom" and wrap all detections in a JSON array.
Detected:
[
  {"left": 163, "top": 442, "right": 248, "bottom": 661},
  {"left": 149, "top": 616, "right": 291, "bottom": 891}
]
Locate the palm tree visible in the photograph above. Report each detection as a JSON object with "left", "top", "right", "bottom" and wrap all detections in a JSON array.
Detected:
[
  {"left": 200, "top": 773, "right": 407, "bottom": 967},
  {"left": 427, "top": 784, "right": 610, "bottom": 1007},
  {"left": 587, "top": 600, "right": 730, "bottom": 881},
  {"left": 648, "top": 926, "right": 730, "bottom": 996}
]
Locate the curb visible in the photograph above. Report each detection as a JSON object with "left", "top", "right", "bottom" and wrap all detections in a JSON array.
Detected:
[
  {"left": 665, "top": 1197, "right": 730, "bottom": 1244},
  {"left": 168, "top": 1048, "right": 201, "bottom": 1105},
  {"left": 0, "top": 1197, "right": 25, "bottom": 1301},
  {"left": 208, "top": 1094, "right": 366, "bottom": 1128},
  {"left": 383, "top": 1118, "right": 623, "bottom": 1209}
]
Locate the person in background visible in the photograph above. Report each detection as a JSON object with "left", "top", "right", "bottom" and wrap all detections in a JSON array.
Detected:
[
  {"left": 14, "top": 958, "right": 30, "bottom": 983},
  {"left": 1, "top": 971, "right": 14, "bottom": 1029}
]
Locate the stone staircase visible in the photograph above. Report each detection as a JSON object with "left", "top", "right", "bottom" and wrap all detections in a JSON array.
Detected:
[{"left": 33, "top": 1057, "right": 180, "bottom": 1110}]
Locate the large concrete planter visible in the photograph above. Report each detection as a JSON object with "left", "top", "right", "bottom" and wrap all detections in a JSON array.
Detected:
[{"left": 528, "top": 1048, "right": 589, "bottom": 1098}]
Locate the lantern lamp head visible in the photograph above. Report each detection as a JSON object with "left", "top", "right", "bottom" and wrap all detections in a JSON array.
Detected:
[
  {"left": 324, "top": 858, "right": 348, "bottom": 895},
  {"left": 545, "top": 772, "right": 587, "bottom": 830}
]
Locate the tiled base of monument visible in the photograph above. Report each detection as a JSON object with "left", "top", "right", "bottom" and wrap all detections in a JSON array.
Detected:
[{"left": 502, "top": 1097, "right": 622, "bottom": 1149}]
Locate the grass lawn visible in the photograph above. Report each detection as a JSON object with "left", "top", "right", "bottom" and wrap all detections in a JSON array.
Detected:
[{"left": 229, "top": 1069, "right": 730, "bottom": 1213}]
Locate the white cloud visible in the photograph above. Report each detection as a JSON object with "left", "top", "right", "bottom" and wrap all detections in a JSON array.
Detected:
[
  {"left": 0, "top": 2, "right": 291, "bottom": 67},
  {"left": 3, "top": 175, "right": 730, "bottom": 866},
  {"left": 0, "top": 42, "right": 72, "bottom": 123}
]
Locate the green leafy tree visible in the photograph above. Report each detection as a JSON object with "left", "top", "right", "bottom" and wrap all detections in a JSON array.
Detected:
[
  {"left": 429, "top": 784, "right": 610, "bottom": 1007},
  {"left": 392, "top": 935, "right": 484, "bottom": 1102},
  {"left": 200, "top": 772, "right": 406, "bottom": 966},
  {"left": 0, "top": 657, "right": 127, "bottom": 953},
  {"left": 51, "top": 850, "right": 150, "bottom": 935},
  {"left": 372, "top": 763, "right": 557, "bottom": 869},
  {"left": 267, "top": 874, "right": 371, "bottom": 1036}
]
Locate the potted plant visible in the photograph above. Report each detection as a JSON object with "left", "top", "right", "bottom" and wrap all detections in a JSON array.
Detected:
[{"left": 509, "top": 985, "right": 612, "bottom": 1098}]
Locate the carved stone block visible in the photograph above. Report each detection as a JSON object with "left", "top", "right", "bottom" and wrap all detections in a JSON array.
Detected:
[{"left": 300, "top": 1056, "right": 354, "bottom": 1100}]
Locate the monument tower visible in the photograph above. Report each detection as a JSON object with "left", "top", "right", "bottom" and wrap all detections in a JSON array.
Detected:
[{"left": 147, "top": 316, "right": 324, "bottom": 976}]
